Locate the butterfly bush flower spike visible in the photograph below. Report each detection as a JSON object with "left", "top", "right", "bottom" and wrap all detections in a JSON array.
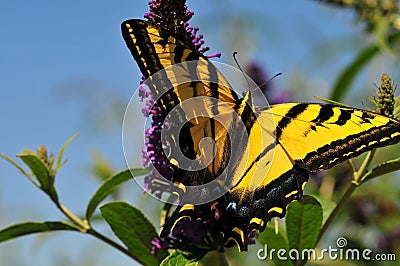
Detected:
[
  {"left": 377, "top": 74, "right": 395, "bottom": 117},
  {"left": 140, "top": 0, "right": 220, "bottom": 196}
]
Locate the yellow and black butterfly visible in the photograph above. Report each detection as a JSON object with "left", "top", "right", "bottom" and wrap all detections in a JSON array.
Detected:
[{"left": 121, "top": 19, "right": 400, "bottom": 252}]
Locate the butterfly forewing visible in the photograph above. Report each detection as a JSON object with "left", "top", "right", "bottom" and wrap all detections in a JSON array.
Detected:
[{"left": 267, "top": 103, "right": 400, "bottom": 172}]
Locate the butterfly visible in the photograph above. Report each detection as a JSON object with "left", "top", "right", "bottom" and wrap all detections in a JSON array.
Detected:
[{"left": 121, "top": 19, "right": 400, "bottom": 252}]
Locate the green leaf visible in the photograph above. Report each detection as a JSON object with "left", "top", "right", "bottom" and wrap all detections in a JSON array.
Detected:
[
  {"left": 330, "top": 32, "right": 400, "bottom": 101},
  {"left": 17, "top": 154, "right": 51, "bottom": 188},
  {"left": 17, "top": 153, "right": 58, "bottom": 201},
  {"left": 100, "top": 201, "right": 168, "bottom": 266},
  {"left": 372, "top": 17, "right": 392, "bottom": 54},
  {"left": 161, "top": 251, "right": 198, "bottom": 266},
  {"left": 257, "top": 227, "right": 291, "bottom": 266},
  {"left": 86, "top": 168, "right": 149, "bottom": 220},
  {"left": 362, "top": 157, "right": 400, "bottom": 183},
  {"left": 312, "top": 196, "right": 336, "bottom": 225},
  {"left": 0, "top": 221, "right": 77, "bottom": 243},
  {"left": 313, "top": 96, "right": 348, "bottom": 107},
  {"left": 55, "top": 133, "right": 78, "bottom": 173},
  {"left": 90, "top": 150, "right": 114, "bottom": 181},
  {"left": 200, "top": 252, "right": 229, "bottom": 266},
  {"left": 286, "top": 195, "right": 323, "bottom": 265},
  {"left": 330, "top": 45, "right": 379, "bottom": 101},
  {"left": 0, "top": 153, "right": 34, "bottom": 183}
]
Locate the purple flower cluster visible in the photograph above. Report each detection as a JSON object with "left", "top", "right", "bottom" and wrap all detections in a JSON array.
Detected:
[
  {"left": 140, "top": 0, "right": 220, "bottom": 197},
  {"left": 144, "top": 0, "right": 221, "bottom": 59},
  {"left": 139, "top": 79, "right": 174, "bottom": 197},
  {"left": 138, "top": 0, "right": 256, "bottom": 255}
]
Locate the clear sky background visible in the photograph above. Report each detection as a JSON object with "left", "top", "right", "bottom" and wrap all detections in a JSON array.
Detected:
[{"left": 0, "top": 1, "right": 399, "bottom": 265}]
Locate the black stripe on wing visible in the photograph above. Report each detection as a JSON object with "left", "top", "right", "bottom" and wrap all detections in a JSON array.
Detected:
[
  {"left": 301, "top": 120, "right": 400, "bottom": 171},
  {"left": 121, "top": 19, "right": 165, "bottom": 78}
]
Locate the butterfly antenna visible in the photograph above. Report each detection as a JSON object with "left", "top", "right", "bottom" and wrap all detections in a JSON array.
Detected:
[
  {"left": 233, "top": 52, "right": 282, "bottom": 92},
  {"left": 233, "top": 51, "right": 244, "bottom": 73},
  {"left": 233, "top": 52, "right": 252, "bottom": 95},
  {"left": 267, "top": 72, "right": 282, "bottom": 83},
  {"left": 257, "top": 72, "right": 282, "bottom": 91}
]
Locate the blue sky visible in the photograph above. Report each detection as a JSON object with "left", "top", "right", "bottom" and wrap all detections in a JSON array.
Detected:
[{"left": 0, "top": 1, "right": 398, "bottom": 265}]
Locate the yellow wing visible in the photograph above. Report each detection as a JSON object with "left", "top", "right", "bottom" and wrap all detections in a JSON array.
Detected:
[
  {"left": 224, "top": 103, "right": 400, "bottom": 250},
  {"left": 233, "top": 103, "right": 400, "bottom": 191},
  {"left": 122, "top": 19, "right": 247, "bottom": 182},
  {"left": 121, "top": 19, "right": 240, "bottom": 111},
  {"left": 121, "top": 19, "right": 400, "bottom": 253}
]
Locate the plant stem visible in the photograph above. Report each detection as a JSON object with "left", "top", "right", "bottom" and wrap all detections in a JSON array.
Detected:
[
  {"left": 316, "top": 182, "right": 357, "bottom": 245},
  {"left": 88, "top": 228, "right": 136, "bottom": 260},
  {"left": 316, "top": 150, "right": 375, "bottom": 245},
  {"left": 355, "top": 150, "right": 375, "bottom": 184},
  {"left": 55, "top": 202, "right": 135, "bottom": 260},
  {"left": 346, "top": 159, "right": 356, "bottom": 174},
  {"left": 56, "top": 202, "right": 89, "bottom": 231}
]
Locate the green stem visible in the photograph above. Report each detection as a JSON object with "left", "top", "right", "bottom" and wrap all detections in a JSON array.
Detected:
[
  {"left": 354, "top": 150, "right": 376, "bottom": 185},
  {"left": 54, "top": 202, "right": 135, "bottom": 260},
  {"left": 346, "top": 159, "right": 356, "bottom": 174},
  {"left": 316, "top": 182, "right": 357, "bottom": 245},
  {"left": 316, "top": 150, "right": 375, "bottom": 245},
  {"left": 362, "top": 157, "right": 400, "bottom": 182},
  {"left": 88, "top": 228, "right": 136, "bottom": 260},
  {"left": 56, "top": 203, "right": 90, "bottom": 231}
]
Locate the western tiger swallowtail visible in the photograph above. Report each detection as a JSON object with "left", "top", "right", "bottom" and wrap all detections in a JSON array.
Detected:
[{"left": 121, "top": 19, "right": 400, "bottom": 252}]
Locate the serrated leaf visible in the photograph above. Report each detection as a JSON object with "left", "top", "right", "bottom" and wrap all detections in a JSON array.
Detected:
[
  {"left": 17, "top": 154, "right": 58, "bottom": 200},
  {"left": 161, "top": 251, "right": 198, "bottom": 266},
  {"left": 18, "top": 154, "right": 51, "bottom": 188},
  {"left": 257, "top": 227, "right": 291, "bottom": 266},
  {"left": 86, "top": 168, "right": 149, "bottom": 220},
  {"left": 0, "top": 221, "right": 77, "bottom": 243},
  {"left": 362, "top": 157, "right": 400, "bottom": 183},
  {"left": 312, "top": 196, "right": 336, "bottom": 225},
  {"left": 286, "top": 195, "right": 322, "bottom": 265},
  {"left": 100, "top": 201, "right": 167, "bottom": 266}
]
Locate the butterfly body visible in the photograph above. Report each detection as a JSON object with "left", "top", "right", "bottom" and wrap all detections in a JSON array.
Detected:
[{"left": 122, "top": 19, "right": 400, "bottom": 252}]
